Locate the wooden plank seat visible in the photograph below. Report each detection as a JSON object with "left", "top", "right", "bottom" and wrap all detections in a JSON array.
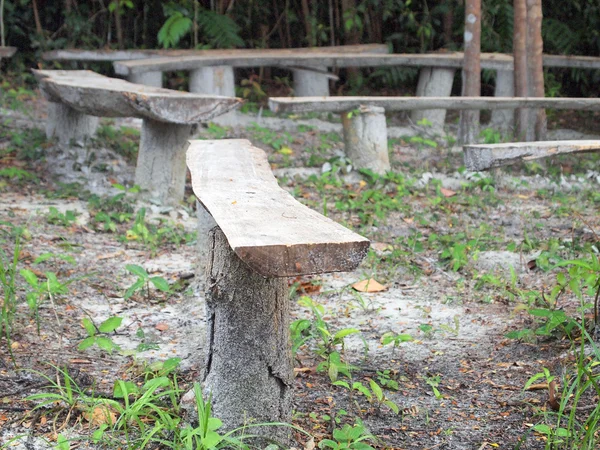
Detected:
[
  {"left": 43, "top": 44, "right": 388, "bottom": 95},
  {"left": 269, "top": 96, "right": 600, "bottom": 174},
  {"left": 115, "top": 51, "right": 600, "bottom": 130},
  {"left": 463, "top": 140, "right": 600, "bottom": 171},
  {"left": 34, "top": 69, "right": 241, "bottom": 205},
  {"left": 186, "top": 138, "right": 369, "bottom": 441}
]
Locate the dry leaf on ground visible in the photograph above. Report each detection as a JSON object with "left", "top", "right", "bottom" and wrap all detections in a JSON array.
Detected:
[{"left": 352, "top": 278, "right": 387, "bottom": 292}]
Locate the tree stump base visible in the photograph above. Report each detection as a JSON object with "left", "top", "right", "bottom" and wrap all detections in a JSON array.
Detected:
[
  {"left": 342, "top": 105, "right": 390, "bottom": 174},
  {"left": 411, "top": 67, "right": 456, "bottom": 131},
  {"left": 135, "top": 119, "right": 192, "bottom": 205},
  {"left": 46, "top": 102, "right": 99, "bottom": 146},
  {"left": 293, "top": 66, "right": 330, "bottom": 97},
  {"left": 490, "top": 69, "right": 515, "bottom": 132}
]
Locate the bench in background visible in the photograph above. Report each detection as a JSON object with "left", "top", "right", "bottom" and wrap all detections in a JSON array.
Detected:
[
  {"left": 463, "top": 140, "right": 600, "bottom": 171},
  {"left": 186, "top": 138, "right": 369, "bottom": 442},
  {"left": 0, "top": 46, "right": 17, "bottom": 65},
  {"left": 269, "top": 96, "right": 600, "bottom": 174},
  {"left": 34, "top": 69, "right": 241, "bottom": 205}
]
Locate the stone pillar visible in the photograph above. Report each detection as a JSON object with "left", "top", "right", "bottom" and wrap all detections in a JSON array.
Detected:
[
  {"left": 135, "top": 119, "right": 192, "bottom": 205},
  {"left": 341, "top": 105, "right": 390, "bottom": 174},
  {"left": 127, "top": 71, "right": 163, "bottom": 88},
  {"left": 204, "top": 227, "right": 293, "bottom": 445},
  {"left": 490, "top": 69, "right": 515, "bottom": 133},
  {"left": 189, "top": 66, "right": 236, "bottom": 126},
  {"left": 46, "top": 102, "right": 99, "bottom": 146},
  {"left": 411, "top": 67, "right": 456, "bottom": 131},
  {"left": 292, "top": 66, "right": 330, "bottom": 97}
]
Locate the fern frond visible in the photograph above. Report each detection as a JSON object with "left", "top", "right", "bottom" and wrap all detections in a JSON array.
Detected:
[
  {"left": 197, "top": 10, "right": 245, "bottom": 49},
  {"left": 158, "top": 12, "right": 192, "bottom": 49},
  {"left": 542, "top": 18, "right": 579, "bottom": 54}
]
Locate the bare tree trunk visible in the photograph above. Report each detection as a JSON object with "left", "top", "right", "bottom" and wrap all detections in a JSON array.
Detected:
[
  {"left": 513, "top": 0, "right": 529, "bottom": 140},
  {"left": 300, "top": 0, "right": 314, "bottom": 46},
  {"left": 526, "top": 0, "right": 546, "bottom": 140},
  {"left": 114, "top": 0, "right": 124, "bottom": 49},
  {"left": 1, "top": 0, "right": 5, "bottom": 47},
  {"left": 458, "top": 0, "right": 481, "bottom": 145},
  {"left": 193, "top": 0, "right": 199, "bottom": 48},
  {"left": 443, "top": 1, "right": 454, "bottom": 46},
  {"left": 341, "top": 0, "right": 361, "bottom": 85},
  {"left": 32, "top": 0, "right": 43, "bottom": 36}
]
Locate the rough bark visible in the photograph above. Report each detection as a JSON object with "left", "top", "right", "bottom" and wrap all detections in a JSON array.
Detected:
[
  {"left": 195, "top": 200, "right": 217, "bottom": 291},
  {"left": 203, "top": 227, "right": 293, "bottom": 445},
  {"left": 135, "top": 120, "right": 192, "bottom": 205},
  {"left": 526, "top": 0, "right": 547, "bottom": 140},
  {"left": 410, "top": 68, "right": 456, "bottom": 131},
  {"left": 127, "top": 71, "right": 163, "bottom": 87},
  {"left": 45, "top": 102, "right": 99, "bottom": 146},
  {"left": 293, "top": 65, "right": 330, "bottom": 96},
  {"left": 458, "top": 0, "right": 481, "bottom": 145},
  {"left": 513, "top": 0, "right": 529, "bottom": 140},
  {"left": 342, "top": 105, "right": 390, "bottom": 174},
  {"left": 490, "top": 69, "right": 515, "bottom": 132}
]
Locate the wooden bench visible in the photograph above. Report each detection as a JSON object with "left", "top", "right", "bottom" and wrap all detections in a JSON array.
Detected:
[
  {"left": 43, "top": 44, "right": 388, "bottom": 95},
  {"left": 186, "top": 138, "right": 369, "bottom": 441},
  {"left": 34, "top": 69, "right": 241, "bottom": 205},
  {"left": 269, "top": 96, "right": 600, "bottom": 174},
  {"left": 463, "top": 140, "right": 600, "bottom": 171},
  {"left": 116, "top": 51, "right": 600, "bottom": 131},
  {"left": 0, "top": 46, "right": 17, "bottom": 65}
]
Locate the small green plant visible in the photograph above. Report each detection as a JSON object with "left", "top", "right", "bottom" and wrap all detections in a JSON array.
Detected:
[
  {"left": 381, "top": 331, "right": 413, "bottom": 355},
  {"left": 479, "top": 127, "right": 503, "bottom": 144},
  {"left": 424, "top": 374, "right": 443, "bottom": 400},
  {"left": 78, "top": 316, "right": 123, "bottom": 353},
  {"left": 318, "top": 418, "right": 376, "bottom": 449},
  {"left": 46, "top": 206, "right": 78, "bottom": 227},
  {"left": 124, "top": 264, "right": 171, "bottom": 300}
]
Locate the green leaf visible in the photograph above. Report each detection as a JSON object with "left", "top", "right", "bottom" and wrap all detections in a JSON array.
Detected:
[
  {"left": 20, "top": 268, "right": 38, "bottom": 287},
  {"left": 82, "top": 318, "right": 96, "bottom": 336},
  {"left": 384, "top": 399, "right": 400, "bottom": 414},
  {"left": 333, "top": 328, "right": 360, "bottom": 341},
  {"left": 124, "top": 278, "right": 145, "bottom": 299},
  {"left": 126, "top": 264, "right": 148, "bottom": 279},
  {"left": 533, "top": 424, "right": 552, "bottom": 435},
  {"left": 96, "top": 337, "right": 117, "bottom": 353},
  {"left": 149, "top": 276, "right": 170, "bottom": 292},
  {"left": 99, "top": 316, "right": 123, "bottom": 333},
  {"left": 78, "top": 336, "right": 96, "bottom": 351},
  {"left": 332, "top": 380, "right": 350, "bottom": 389},
  {"left": 369, "top": 379, "right": 383, "bottom": 401},
  {"left": 113, "top": 380, "right": 139, "bottom": 398}
]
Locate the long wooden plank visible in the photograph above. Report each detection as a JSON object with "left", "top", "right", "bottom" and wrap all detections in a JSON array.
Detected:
[
  {"left": 115, "top": 52, "right": 516, "bottom": 75},
  {"left": 463, "top": 140, "right": 600, "bottom": 171},
  {"left": 186, "top": 139, "right": 370, "bottom": 277},
  {"left": 33, "top": 70, "right": 241, "bottom": 124},
  {"left": 0, "top": 47, "right": 17, "bottom": 58},
  {"left": 268, "top": 96, "right": 600, "bottom": 113},
  {"left": 43, "top": 44, "right": 388, "bottom": 62}
]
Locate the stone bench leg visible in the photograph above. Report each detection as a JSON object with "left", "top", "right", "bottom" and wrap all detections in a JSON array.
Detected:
[
  {"left": 293, "top": 65, "right": 330, "bottom": 97},
  {"left": 189, "top": 66, "right": 236, "bottom": 126},
  {"left": 341, "top": 105, "right": 390, "bottom": 174},
  {"left": 127, "top": 71, "right": 163, "bottom": 88},
  {"left": 204, "top": 227, "right": 292, "bottom": 444},
  {"left": 46, "top": 102, "right": 99, "bottom": 146},
  {"left": 135, "top": 119, "right": 192, "bottom": 205},
  {"left": 411, "top": 67, "right": 456, "bottom": 131},
  {"left": 490, "top": 69, "right": 515, "bottom": 132}
]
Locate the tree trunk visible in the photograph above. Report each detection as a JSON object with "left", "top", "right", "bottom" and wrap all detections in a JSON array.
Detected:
[
  {"left": 114, "top": 0, "right": 124, "bottom": 49},
  {"left": 342, "top": 105, "right": 390, "bottom": 174},
  {"left": 341, "top": 0, "right": 361, "bottom": 86},
  {"left": 204, "top": 227, "right": 293, "bottom": 445},
  {"left": 32, "top": 0, "right": 43, "bottom": 36},
  {"left": 513, "top": 0, "right": 529, "bottom": 140},
  {"left": 458, "top": 0, "right": 481, "bottom": 145},
  {"left": 300, "top": 0, "right": 314, "bottom": 46},
  {"left": 443, "top": 1, "right": 454, "bottom": 46},
  {"left": 526, "top": 0, "right": 547, "bottom": 140}
]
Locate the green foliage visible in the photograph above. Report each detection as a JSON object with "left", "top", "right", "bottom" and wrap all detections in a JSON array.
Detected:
[
  {"left": 318, "top": 419, "right": 376, "bottom": 449},
  {"left": 78, "top": 316, "right": 123, "bottom": 353},
  {"left": 46, "top": 206, "right": 78, "bottom": 227},
  {"left": 0, "top": 222, "right": 23, "bottom": 363},
  {"left": 124, "top": 264, "right": 171, "bottom": 301},
  {"left": 158, "top": 11, "right": 193, "bottom": 49}
]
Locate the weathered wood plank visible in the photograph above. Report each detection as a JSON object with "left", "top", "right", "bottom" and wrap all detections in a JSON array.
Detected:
[
  {"left": 463, "top": 140, "right": 600, "bottom": 171},
  {"left": 268, "top": 96, "right": 600, "bottom": 114},
  {"left": 43, "top": 44, "right": 388, "bottom": 61},
  {"left": 186, "top": 139, "right": 370, "bottom": 277},
  {"left": 115, "top": 52, "right": 516, "bottom": 75},
  {"left": 0, "top": 47, "right": 17, "bottom": 58},
  {"left": 33, "top": 70, "right": 241, "bottom": 123}
]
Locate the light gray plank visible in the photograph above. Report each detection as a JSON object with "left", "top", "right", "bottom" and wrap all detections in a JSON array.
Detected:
[
  {"left": 463, "top": 140, "right": 600, "bottom": 171},
  {"left": 268, "top": 96, "right": 600, "bottom": 113},
  {"left": 186, "top": 139, "right": 370, "bottom": 277},
  {"left": 33, "top": 70, "right": 241, "bottom": 124},
  {"left": 0, "top": 47, "right": 17, "bottom": 58}
]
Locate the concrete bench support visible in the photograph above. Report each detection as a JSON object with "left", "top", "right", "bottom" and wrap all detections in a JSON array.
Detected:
[
  {"left": 411, "top": 67, "right": 456, "bottom": 130},
  {"left": 342, "top": 105, "right": 390, "bottom": 174},
  {"left": 127, "top": 71, "right": 163, "bottom": 88},
  {"left": 189, "top": 65, "right": 235, "bottom": 96},
  {"left": 186, "top": 139, "right": 369, "bottom": 443},
  {"left": 46, "top": 102, "right": 99, "bottom": 146},
  {"left": 293, "top": 65, "right": 330, "bottom": 96},
  {"left": 135, "top": 120, "right": 192, "bottom": 204},
  {"left": 490, "top": 69, "right": 515, "bottom": 132}
]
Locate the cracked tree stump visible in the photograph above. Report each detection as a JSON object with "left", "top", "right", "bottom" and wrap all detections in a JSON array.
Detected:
[
  {"left": 293, "top": 66, "right": 330, "bottom": 97},
  {"left": 204, "top": 227, "right": 293, "bottom": 444},
  {"left": 135, "top": 120, "right": 192, "bottom": 205},
  {"left": 195, "top": 200, "right": 217, "bottom": 291},
  {"left": 490, "top": 69, "right": 515, "bottom": 132},
  {"left": 411, "top": 67, "right": 456, "bottom": 131},
  {"left": 45, "top": 102, "right": 99, "bottom": 146},
  {"left": 342, "top": 105, "right": 390, "bottom": 174},
  {"left": 127, "top": 71, "right": 163, "bottom": 87},
  {"left": 189, "top": 66, "right": 236, "bottom": 126}
]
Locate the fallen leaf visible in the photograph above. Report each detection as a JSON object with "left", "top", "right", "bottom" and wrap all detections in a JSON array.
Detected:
[
  {"left": 83, "top": 406, "right": 117, "bottom": 426},
  {"left": 155, "top": 323, "right": 169, "bottom": 331},
  {"left": 440, "top": 188, "right": 457, "bottom": 197},
  {"left": 352, "top": 278, "right": 387, "bottom": 293},
  {"left": 371, "top": 242, "right": 393, "bottom": 253}
]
